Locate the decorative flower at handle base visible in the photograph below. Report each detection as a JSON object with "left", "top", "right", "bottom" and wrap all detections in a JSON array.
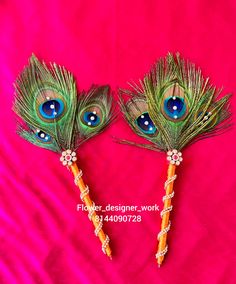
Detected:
[
  {"left": 167, "top": 149, "right": 183, "bottom": 166},
  {"left": 60, "top": 149, "right": 77, "bottom": 166}
]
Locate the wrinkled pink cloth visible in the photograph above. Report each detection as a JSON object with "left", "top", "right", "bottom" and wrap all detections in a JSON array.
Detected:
[{"left": 0, "top": 1, "right": 236, "bottom": 283}]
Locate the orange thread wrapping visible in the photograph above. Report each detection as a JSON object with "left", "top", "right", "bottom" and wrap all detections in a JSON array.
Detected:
[
  {"left": 156, "top": 163, "right": 176, "bottom": 267},
  {"left": 70, "top": 162, "right": 112, "bottom": 258}
]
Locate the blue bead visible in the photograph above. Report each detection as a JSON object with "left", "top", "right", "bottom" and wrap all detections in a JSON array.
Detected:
[
  {"left": 163, "top": 97, "right": 186, "bottom": 120},
  {"left": 136, "top": 112, "right": 157, "bottom": 134},
  {"left": 83, "top": 112, "right": 101, "bottom": 127},
  {"left": 39, "top": 99, "right": 64, "bottom": 119},
  {"left": 35, "top": 130, "right": 51, "bottom": 142}
]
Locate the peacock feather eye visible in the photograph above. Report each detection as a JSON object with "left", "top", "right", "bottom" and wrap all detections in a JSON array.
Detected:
[
  {"left": 161, "top": 84, "right": 188, "bottom": 121},
  {"left": 35, "top": 129, "right": 51, "bottom": 143},
  {"left": 125, "top": 98, "right": 158, "bottom": 136},
  {"left": 36, "top": 89, "right": 66, "bottom": 122},
  {"left": 164, "top": 96, "right": 186, "bottom": 120},
  {"left": 135, "top": 112, "right": 157, "bottom": 134},
  {"left": 39, "top": 99, "right": 64, "bottom": 119},
  {"left": 80, "top": 105, "right": 103, "bottom": 128},
  {"left": 83, "top": 111, "right": 100, "bottom": 127}
]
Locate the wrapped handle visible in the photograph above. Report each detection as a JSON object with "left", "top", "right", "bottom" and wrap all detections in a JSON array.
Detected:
[
  {"left": 156, "top": 163, "right": 177, "bottom": 266},
  {"left": 70, "top": 162, "right": 112, "bottom": 259}
]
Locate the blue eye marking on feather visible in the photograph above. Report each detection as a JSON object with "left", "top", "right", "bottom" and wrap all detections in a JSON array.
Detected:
[
  {"left": 135, "top": 112, "right": 157, "bottom": 134},
  {"left": 163, "top": 96, "right": 186, "bottom": 120},
  {"left": 35, "top": 130, "right": 51, "bottom": 142},
  {"left": 83, "top": 111, "right": 101, "bottom": 127},
  {"left": 39, "top": 99, "right": 64, "bottom": 119},
  {"left": 198, "top": 111, "right": 210, "bottom": 118}
]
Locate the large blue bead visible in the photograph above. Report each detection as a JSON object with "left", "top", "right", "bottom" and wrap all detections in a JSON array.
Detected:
[
  {"left": 163, "top": 97, "right": 186, "bottom": 120},
  {"left": 136, "top": 112, "right": 157, "bottom": 134},
  {"left": 39, "top": 99, "right": 64, "bottom": 119}
]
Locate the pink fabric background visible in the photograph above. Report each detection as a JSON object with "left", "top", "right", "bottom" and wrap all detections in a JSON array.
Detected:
[{"left": 0, "top": 1, "right": 236, "bottom": 283}]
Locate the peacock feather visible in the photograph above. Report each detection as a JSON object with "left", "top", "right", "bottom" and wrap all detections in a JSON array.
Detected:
[
  {"left": 14, "top": 55, "right": 77, "bottom": 152},
  {"left": 120, "top": 53, "right": 232, "bottom": 266},
  {"left": 13, "top": 55, "right": 114, "bottom": 258},
  {"left": 76, "top": 85, "right": 114, "bottom": 146}
]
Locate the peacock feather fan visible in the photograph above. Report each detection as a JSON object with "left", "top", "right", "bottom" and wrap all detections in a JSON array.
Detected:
[
  {"left": 13, "top": 55, "right": 114, "bottom": 258},
  {"left": 120, "top": 53, "right": 231, "bottom": 152},
  {"left": 14, "top": 55, "right": 114, "bottom": 153},
  {"left": 120, "top": 53, "right": 232, "bottom": 266}
]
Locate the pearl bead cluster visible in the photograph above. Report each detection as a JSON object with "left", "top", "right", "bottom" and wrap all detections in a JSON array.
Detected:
[
  {"left": 60, "top": 149, "right": 77, "bottom": 166},
  {"left": 167, "top": 149, "right": 183, "bottom": 166}
]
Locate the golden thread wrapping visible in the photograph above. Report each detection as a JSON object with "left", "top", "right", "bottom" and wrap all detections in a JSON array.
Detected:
[
  {"left": 70, "top": 162, "right": 112, "bottom": 258},
  {"left": 156, "top": 163, "right": 176, "bottom": 266}
]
